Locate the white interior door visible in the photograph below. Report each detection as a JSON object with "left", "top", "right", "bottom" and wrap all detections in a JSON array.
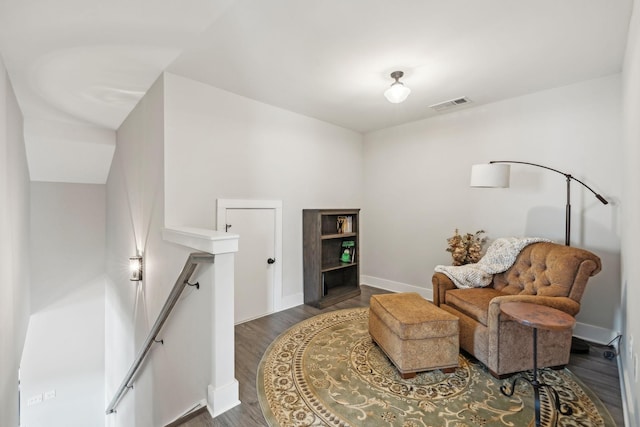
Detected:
[{"left": 225, "top": 208, "right": 276, "bottom": 323}]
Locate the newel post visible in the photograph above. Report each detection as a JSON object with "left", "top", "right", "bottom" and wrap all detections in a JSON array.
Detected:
[{"left": 163, "top": 226, "right": 240, "bottom": 417}]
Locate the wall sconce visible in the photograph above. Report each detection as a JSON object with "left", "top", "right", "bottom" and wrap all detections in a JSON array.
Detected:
[{"left": 129, "top": 256, "right": 143, "bottom": 281}]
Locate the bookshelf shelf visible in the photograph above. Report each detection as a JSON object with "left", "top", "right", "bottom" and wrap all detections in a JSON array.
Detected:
[
  {"left": 321, "top": 232, "right": 357, "bottom": 240},
  {"left": 321, "top": 262, "right": 358, "bottom": 273},
  {"left": 303, "top": 209, "right": 360, "bottom": 308}
]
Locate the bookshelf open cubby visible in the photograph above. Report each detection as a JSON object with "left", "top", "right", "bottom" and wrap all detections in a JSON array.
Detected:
[{"left": 303, "top": 209, "right": 360, "bottom": 308}]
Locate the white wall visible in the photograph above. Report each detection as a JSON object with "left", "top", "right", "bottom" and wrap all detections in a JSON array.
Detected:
[
  {"left": 29, "top": 183, "right": 106, "bottom": 312},
  {"left": 20, "top": 182, "right": 106, "bottom": 427},
  {"left": 106, "top": 75, "right": 215, "bottom": 426},
  {"left": 0, "top": 55, "right": 30, "bottom": 427},
  {"left": 20, "top": 279, "right": 105, "bottom": 427},
  {"left": 621, "top": 2, "right": 640, "bottom": 424},
  {"left": 163, "top": 72, "right": 364, "bottom": 300},
  {"left": 362, "top": 75, "right": 622, "bottom": 338}
]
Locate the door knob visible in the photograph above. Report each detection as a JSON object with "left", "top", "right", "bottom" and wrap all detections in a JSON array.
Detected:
[{"left": 267, "top": 258, "right": 276, "bottom": 264}]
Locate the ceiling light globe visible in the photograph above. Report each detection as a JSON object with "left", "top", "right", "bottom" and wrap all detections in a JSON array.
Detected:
[{"left": 384, "top": 82, "right": 411, "bottom": 103}]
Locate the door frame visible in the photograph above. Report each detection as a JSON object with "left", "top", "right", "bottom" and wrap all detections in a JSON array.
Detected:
[{"left": 216, "top": 199, "right": 283, "bottom": 312}]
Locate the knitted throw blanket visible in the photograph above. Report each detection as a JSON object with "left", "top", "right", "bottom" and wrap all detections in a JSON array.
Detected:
[{"left": 434, "top": 237, "right": 551, "bottom": 289}]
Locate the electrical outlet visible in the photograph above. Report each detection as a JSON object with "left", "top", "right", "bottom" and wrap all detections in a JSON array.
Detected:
[
  {"left": 27, "top": 394, "right": 42, "bottom": 406},
  {"left": 44, "top": 389, "right": 56, "bottom": 400},
  {"left": 629, "top": 335, "right": 634, "bottom": 357}
]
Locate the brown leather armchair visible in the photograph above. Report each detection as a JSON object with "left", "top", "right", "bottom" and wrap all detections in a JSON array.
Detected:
[{"left": 432, "top": 241, "right": 601, "bottom": 378}]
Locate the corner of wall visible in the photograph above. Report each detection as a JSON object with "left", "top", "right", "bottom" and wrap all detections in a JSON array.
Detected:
[{"left": 0, "top": 54, "right": 30, "bottom": 427}]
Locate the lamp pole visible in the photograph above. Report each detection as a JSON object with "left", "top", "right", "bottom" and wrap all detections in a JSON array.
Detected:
[{"left": 489, "top": 161, "right": 609, "bottom": 246}]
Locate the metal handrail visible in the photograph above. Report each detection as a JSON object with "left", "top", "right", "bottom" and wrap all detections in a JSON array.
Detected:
[{"left": 106, "top": 252, "right": 215, "bottom": 414}]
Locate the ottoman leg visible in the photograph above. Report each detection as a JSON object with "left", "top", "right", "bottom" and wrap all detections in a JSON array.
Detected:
[
  {"left": 442, "top": 367, "right": 457, "bottom": 374},
  {"left": 401, "top": 371, "right": 416, "bottom": 379}
]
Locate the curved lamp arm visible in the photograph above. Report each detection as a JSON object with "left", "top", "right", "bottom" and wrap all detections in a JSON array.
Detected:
[
  {"left": 471, "top": 160, "right": 609, "bottom": 246},
  {"left": 489, "top": 161, "right": 609, "bottom": 205}
]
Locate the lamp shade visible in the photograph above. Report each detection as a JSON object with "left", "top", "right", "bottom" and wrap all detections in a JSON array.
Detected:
[
  {"left": 470, "top": 163, "right": 510, "bottom": 187},
  {"left": 384, "top": 83, "right": 411, "bottom": 103}
]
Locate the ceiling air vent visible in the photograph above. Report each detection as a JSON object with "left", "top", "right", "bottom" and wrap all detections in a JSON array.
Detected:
[{"left": 429, "top": 96, "right": 472, "bottom": 112}]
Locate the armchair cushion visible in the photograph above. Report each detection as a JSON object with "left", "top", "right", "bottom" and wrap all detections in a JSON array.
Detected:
[{"left": 445, "top": 288, "right": 506, "bottom": 325}]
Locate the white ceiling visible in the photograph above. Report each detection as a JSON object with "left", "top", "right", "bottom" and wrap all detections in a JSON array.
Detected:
[{"left": 0, "top": 0, "right": 633, "bottom": 183}]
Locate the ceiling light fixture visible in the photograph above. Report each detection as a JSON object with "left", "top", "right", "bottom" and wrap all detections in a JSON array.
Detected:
[{"left": 384, "top": 71, "right": 411, "bottom": 103}]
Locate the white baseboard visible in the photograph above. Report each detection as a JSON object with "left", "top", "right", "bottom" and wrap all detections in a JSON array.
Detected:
[
  {"left": 572, "top": 322, "right": 619, "bottom": 346},
  {"left": 166, "top": 399, "right": 208, "bottom": 426},
  {"left": 619, "top": 360, "right": 633, "bottom": 427},
  {"left": 207, "top": 380, "right": 240, "bottom": 418},
  {"left": 361, "top": 275, "right": 433, "bottom": 301},
  {"left": 279, "top": 292, "right": 304, "bottom": 311}
]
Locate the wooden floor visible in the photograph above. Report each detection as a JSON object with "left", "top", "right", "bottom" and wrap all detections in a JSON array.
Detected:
[{"left": 179, "top": 286, "right": 625, "bottom": 427}]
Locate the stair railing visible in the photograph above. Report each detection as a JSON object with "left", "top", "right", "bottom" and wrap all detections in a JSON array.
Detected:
[{"left": 106, "top": 252, "right": 215, "bottom": 414}]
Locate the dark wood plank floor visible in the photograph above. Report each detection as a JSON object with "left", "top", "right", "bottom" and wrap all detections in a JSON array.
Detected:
[{"left": 179, "top": 286, "right": 625, "bottom": 427}]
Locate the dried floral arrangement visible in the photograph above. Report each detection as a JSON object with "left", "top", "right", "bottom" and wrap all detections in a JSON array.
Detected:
[{"left": 446, "top": 229, "right": 487, "bottom": 266}]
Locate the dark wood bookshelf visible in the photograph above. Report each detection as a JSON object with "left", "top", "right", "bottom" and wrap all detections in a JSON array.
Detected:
[{"left": 303, "top": 209, "right": 360, "bottom": 308}]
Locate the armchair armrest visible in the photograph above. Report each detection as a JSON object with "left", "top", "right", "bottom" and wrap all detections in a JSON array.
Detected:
[
  {"left": 432, "top": 272, "right": 456, "bottom": 306},
  {"left": 487, "top": 295, "right": 581, "bottom": 327}
]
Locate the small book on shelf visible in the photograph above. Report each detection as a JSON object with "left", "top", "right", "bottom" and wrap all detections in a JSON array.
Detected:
[{"left": 322, "top": 273, "right": 326, "bottom": 296}]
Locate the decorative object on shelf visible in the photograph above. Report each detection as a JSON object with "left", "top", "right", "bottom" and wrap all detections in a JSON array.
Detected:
[
  {"left": 337, "top": 216, "right": 353, "bottom": 234},
  {"left": 129, "top": 255, "right": 143, "bottom": 281},
  {"left": 384, "top": 70, "right": 411, "bottom": 103},
  {"left": 446, "top": 229, "right": 486, "bottom": 266},
  {"left": 340, "top": 240, "right": 355, "bottom": 263},
  {"left": 470, "top": 160, "right": 609, "bottom": 246}
]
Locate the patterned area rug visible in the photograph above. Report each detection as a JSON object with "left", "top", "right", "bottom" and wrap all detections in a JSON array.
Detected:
[{"left": 257, "top": 308, "right": 615, "bottom": 427}]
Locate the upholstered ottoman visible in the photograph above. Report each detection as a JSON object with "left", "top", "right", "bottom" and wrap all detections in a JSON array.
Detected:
[{"left": 369, "top": 292, "right": 459, "bottom": 378}]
